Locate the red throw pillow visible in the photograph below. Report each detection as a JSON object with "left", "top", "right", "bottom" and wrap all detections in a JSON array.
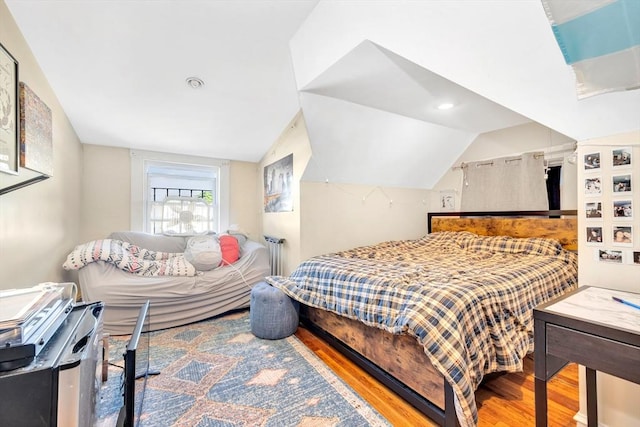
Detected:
[{"left": 218, "top": 235, "right": 240, "bottom": 266}]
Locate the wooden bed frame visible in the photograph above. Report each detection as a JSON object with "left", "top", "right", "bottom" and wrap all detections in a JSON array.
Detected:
[{"left": 299, "top": 210, "right": 578, "bottom": 427}]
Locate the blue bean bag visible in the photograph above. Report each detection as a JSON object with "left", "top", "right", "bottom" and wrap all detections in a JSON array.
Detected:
[{"left": 250, "top": 282, "right": 299, "bottom": 339}]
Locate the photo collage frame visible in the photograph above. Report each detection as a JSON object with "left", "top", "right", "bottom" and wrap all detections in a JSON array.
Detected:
[{"left": 584, "top": 146, "right": 639, "bottom": 265}]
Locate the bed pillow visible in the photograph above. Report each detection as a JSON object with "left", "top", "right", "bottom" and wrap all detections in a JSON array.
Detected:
[
  {"left": 184, "top": 235, "right": 221, "bottom": 271},
  {"left": 226, "top": 231, "right": 248, "bottom": 247},
  {"left": 468, "top": 235, "right": 562, "bottom": 256},
  {"left": 219, "top": 234, "right": 240, "bottom": 266}
]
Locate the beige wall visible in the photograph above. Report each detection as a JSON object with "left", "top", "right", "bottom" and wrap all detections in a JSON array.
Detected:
[
  {"left": 80, "top": 144, "right": 259, "bottom": 242},
  {"left": 259, "top": 111, "right": 429, "bottom": 272},
  {"left": 432, "top": 122, "right": 578, "bottom": 211},
  {"left": 259, "top": 111, "right": 312, "bottom": 275},
  {"left": 80, "top": 144, "right": 131, "bottom": 242},
  {"left": 300, "top": 182, "right": 429, "bottom": 260},
  {"left": 228, "top": 160, "right": 261, "bottom": 241},
  {"left": 0, "top": 1, "right": 84, "bottom": 289},
  {"left": 576, "top": 131, "right": 640, "bottom": 427}
]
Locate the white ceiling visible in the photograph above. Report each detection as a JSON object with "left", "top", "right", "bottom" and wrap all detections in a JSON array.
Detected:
[
  {"left": 6, "top": 0, "right": 640, "bottom": 187},
  {"left": 5, "top": 0, "right": 319, "bottom": 162}
]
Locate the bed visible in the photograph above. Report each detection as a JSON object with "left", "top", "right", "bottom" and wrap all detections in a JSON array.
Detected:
[
  {"left": 66, "top": 231, "right": 270, "bottom": 335},
  {"left": 265, "top": 210, "right": 578, "bottom": 427}
]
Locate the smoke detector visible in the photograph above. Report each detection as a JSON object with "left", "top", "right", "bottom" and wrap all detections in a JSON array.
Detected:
[{"left": 186, "top": 77, "right": 205, "bottom": 89}]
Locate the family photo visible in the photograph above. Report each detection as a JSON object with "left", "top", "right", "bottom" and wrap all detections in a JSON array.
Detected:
[
  {"left": 612, "top": 147, "right": 631, "bottom": 167},
  {"left": 584, "top": 177, "right": 601, "bottom": 195},
  {"left": 613, "top": 174, "right": 632, "bottom": 193},
  {"left": 585, "top": 202, "right": 602, "bottom": 218},
  {"left": 599, "top": 249, "right": 623, "bottom": 263},
  {"left": 586, "top": 227, "right": 603, "bottom": 243},
  {"left": 584, "top": 152, "right": 600, "bottom": 170},
  {"left": 612, "top": 225, "right": 633, "bottom": 245},
  {"left": 613, "top": 200, "right": 632, "bottom": 218}
]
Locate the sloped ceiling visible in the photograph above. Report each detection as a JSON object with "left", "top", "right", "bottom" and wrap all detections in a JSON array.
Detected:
[
  {"left": 300, "top": 41, "right": 530, "bottom": 188},
  {"left": 290, "top": 1, "right": 639, "bottom": 188},
  {"left": 301, "top": 41, "right": 531, "bottom": 134},
  {"left": 5, "top": 0, "right": 640, "bottom": 189}
]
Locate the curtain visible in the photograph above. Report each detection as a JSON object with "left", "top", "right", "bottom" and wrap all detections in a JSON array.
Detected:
[
  {"left": 546, "top": 165, "right": 562, "bottom": 211},
  {"left": 461, "top": 152, "right": 549, "bottom": 211}
]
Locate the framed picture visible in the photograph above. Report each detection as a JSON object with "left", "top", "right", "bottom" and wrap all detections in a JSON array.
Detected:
[
  {"left": 584, "top": 176, "right": 601, "bottom": 195},
  {"left": 585, "top": 201, "right": 602, "bottom": 219},
  {"left": 612, "top": 225, "right": 633, "bottom": 246},
  {"left": 634, "top": 252, "right": 640, "bottom": 265},
  {"left": 612, "top": 147, "right": 631, "bottom": 168},
  {"left": 0, "top": 42, "right": 19, "bottom": 175},
  {"left": 612, "top": 174, "right": 632, "bottom": 193},
  {"left": 599, "top": 249, "right": 623, "bottom": 263},
  {"left": 586, "top": 226, "right": 603, "bottom": 245},
  {"left": 439, "top": 190, "right": 456, "bottom": 212},
  {"left": 264, "top": 153, "right": 293, "bottom": 213},
  {"left": 613, "top": 199, "right": 632, "bottom": 219},
  {"left": 19, "top": 83, "right": 53, "bottom": 176},
  {"left": 584, "top": 152, "right": 600, "bottom": 170}
]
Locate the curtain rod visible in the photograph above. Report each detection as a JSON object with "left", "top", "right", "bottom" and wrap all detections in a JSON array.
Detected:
[{"left": 451, "top": 142, "right": 577, "bottom": 171}]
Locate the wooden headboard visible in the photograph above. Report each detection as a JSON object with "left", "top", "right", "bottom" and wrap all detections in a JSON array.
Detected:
[{"left": 428, "top": 210, "right": 578, "bottom": 251}]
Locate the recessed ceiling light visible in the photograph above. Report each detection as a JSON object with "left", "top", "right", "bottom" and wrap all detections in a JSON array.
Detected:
[
  {"left": 186, "top": 77, "right": 205, "bottom": 89},
  {"left": 437, "top": 102, "right": 454, "bottom": 110}
]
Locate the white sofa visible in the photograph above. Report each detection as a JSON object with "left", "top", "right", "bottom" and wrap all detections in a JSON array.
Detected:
[{"left": 77, "top": 231, "right": 270, "bottom": 335}]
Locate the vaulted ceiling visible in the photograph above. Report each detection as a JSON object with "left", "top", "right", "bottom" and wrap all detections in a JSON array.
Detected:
[{"left": 6, "top": 0, "right": 640, "bottom": 188}]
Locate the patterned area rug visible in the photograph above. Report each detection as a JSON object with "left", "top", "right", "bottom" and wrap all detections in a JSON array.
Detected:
[{"left": 95, "top": 310, "right": 390, "bottom": 426}]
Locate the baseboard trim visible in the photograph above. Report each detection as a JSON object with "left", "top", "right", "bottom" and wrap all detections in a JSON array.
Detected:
[{"left": 574, "top": 410, "right": 609, "bottom": 427}]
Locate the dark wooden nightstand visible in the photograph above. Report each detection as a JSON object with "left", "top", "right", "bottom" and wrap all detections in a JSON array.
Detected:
[{"left": 533, "top": 286, "right": 640, "bottom": 427}]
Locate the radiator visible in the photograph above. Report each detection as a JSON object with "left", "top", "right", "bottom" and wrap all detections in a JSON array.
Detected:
[{"left": 263, "top": 235, "right": 285, "bottom": 276}]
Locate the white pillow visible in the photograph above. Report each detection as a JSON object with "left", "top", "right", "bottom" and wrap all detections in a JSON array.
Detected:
[{"left": 184, "top": 235, "right": 221, "bottom": 271}]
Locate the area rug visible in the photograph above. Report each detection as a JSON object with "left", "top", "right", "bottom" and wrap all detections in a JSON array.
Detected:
[{"left": 95, "top": 310, "right": 390, "bottom": 426}]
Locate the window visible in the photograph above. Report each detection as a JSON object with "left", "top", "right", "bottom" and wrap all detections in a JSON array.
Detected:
[{"left": 130, "top": 150, "right": 229, "bottom": 234}]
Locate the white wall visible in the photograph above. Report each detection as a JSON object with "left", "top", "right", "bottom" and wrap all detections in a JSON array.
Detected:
[
  {"left": 575, "top": 131, "right": 640, "bottom": 427},
  {"left": 0, "top": 1, "right": 84, "bottom": 289}
]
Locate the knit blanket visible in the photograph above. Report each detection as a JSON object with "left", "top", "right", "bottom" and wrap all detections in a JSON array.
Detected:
[{"left": 63, "top": 239, "right": 196, "bottom": 276}]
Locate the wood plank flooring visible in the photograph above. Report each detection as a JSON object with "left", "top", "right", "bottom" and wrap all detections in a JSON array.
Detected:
[{"left": 295, "top": 326, "right": 579, "bottom": 427}]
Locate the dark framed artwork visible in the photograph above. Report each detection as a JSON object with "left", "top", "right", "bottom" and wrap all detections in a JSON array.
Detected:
[
  {"left": 0, "top": 42, "right": 19, "bottom": 175},
  {"left": 263, "top": 153, "right": 293, "bottom": 212},
  {"left": 19, "top": 82, "right": 53, "bottom": 176}
]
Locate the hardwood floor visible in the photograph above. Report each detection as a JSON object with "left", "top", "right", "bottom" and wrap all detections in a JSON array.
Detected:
[{"left": 295, "top": 326, "right": 579, "bottom": 427}]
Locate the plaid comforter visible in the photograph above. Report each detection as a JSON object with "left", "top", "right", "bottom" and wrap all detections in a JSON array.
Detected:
[{"left": 266, "top": 231, "right": 578, "bottom": 427}]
